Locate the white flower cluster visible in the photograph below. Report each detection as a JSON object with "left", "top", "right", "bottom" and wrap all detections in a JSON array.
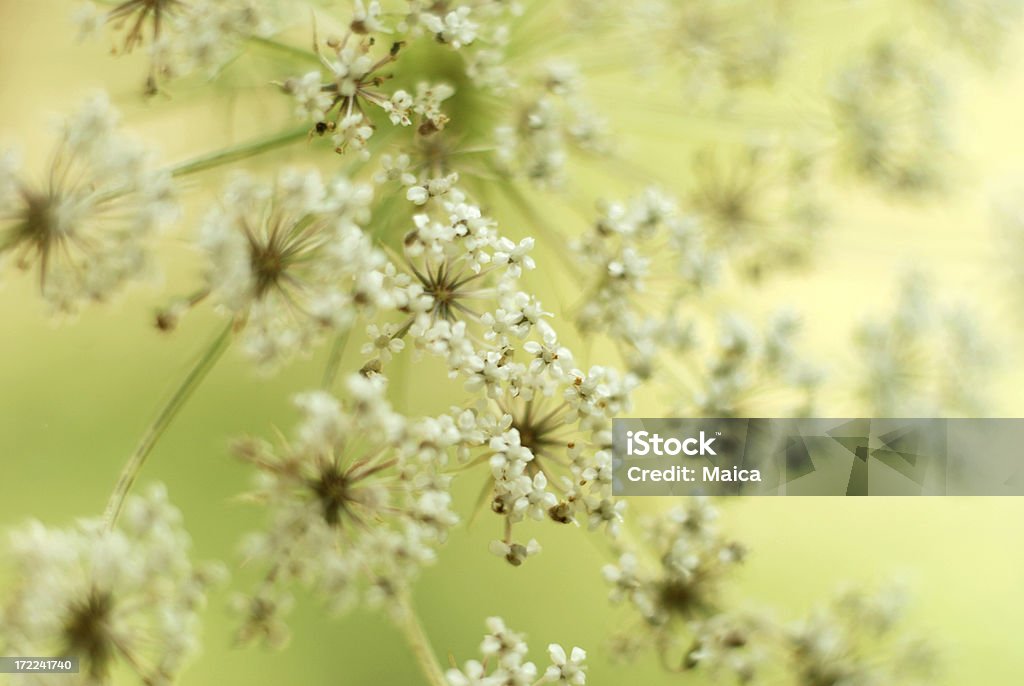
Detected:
[
  {"left": 231, "top": 375, "right": 458, "bottom": 646},
  {"left": 446, "top": 617, "right": 587, "bottom": 686},
  {"left": 350, "top": 174, "right": 637, "bottom": 561},
  {"left": 681, "top": 612, "right": 766, "bottom": 683},
  {"left": 361, "top": 175, "right": 541, "bottom": 358},
  {"left": 916, "top": 0, "right": 1024, "bottom": 64},
  {"left": 196, "top": 168, "right": 389, "bottom": 366},
  {"left": 572, "top": 189, "right": 820, "bottom": 416},
  {"left": 448, "top": 359, "right": 635, "bottom": 564},
  {"left": 627, "top": 0, "right": 791, "bottom": 103},
  {"left": 0, "top": 484, "right": 221, "bottom": 685},
  {"left": 785, "top": 587, "right": 936, "bottom": 686},
  {"left": 0, "top": 93, "right": 176, "bottom": 313},
  {"left": 495, "top": 62, "right": 608, "bottom": 187},
  {"left": 603, "top": 499, "right": 745, "bottom": 628},
  {"left": 831, "top": 39, "right": 950, "bottom": 194},
  {"left": 689, "top": 140, "right": 827, "bottom": 277},
  {"left": 76, "top": 0, "right": 272, "bottom": 90},
  {"left": 855, "top": 272, "right": 994, "bottom": 416},
  {"left": 280, "top": 8, "right": 458, "bottom": 158}
]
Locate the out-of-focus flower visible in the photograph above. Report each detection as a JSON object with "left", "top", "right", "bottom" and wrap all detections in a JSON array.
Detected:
[
  {"left": 785, "top": 586, "right": 937, "bottom": 686},
  {"left": 76, "top": 0, "right": 271, "bottom": 91},
  {"left": 0, "top": 484, "right": 222, "bottom": 685},
  {"left": 0, "top": 93, "right": 175, "bottom": 313},
  {"left": 916, "top": 0, "right": 1024, "bottom": 64},
  {"left": 191, "top": 168, "right": 390, "bottom": 366},
  {"left": 572, "top": 189, "right": 821, "bottom": 416},
  {"left": 855, "top": 272, "right": 995, "bottom": 416},
  {"left": 603, "top": 499, "right": 745, "bottom": 631},
  {"left": 831, "top": 39, "right": 950, "bottom": 194},
  {"left": 231, "top": 376, "right": 458, "bottom": 644}
]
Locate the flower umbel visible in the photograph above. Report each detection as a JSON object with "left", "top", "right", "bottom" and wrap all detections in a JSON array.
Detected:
[
  {"left": 0, "top": 93, "right": 175, "bottom": 312},
  {"left": 0, "top": 484, "right": 221, "bottom": 685},
  {"left": 231, "top": 376, "right": 457, "bottom": 645}
]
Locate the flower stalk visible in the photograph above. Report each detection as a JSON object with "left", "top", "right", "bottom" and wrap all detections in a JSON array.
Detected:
[
  {"left": 103, "top": 321, "right": 234, "bottom": 528},
  {"left": 169, "top": 125, "right": 310, "bottom": 177},
  {"left": 395, "top": 594, "right": 448, "bottom": 686}
]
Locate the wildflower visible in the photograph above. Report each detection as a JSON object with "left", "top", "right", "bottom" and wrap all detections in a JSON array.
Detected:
[
  {"left": 278, "top": 13, "right": 457, "bottom": 157},
  {"left": 349, "top": 185, "right": 539, "bottom": 375},
  {"left": 634, "top": 0, "right": 791, "bottom": 102},
  {"left": 77, "top": 0, "right": 270, "bottom": 90},
  {"left": 232, "top": 377, "right": 457, "bottom": 642},
  {"left": 915, "top": 0, "right": 1024, "bottom": 64},
  {"left": 360, "top": 322, "right": 406, "bottom": 362},
  {"left": 192, "top": 169, "right": 389, "bottom": 366},
  {"left": 683, "top": 612, "right": 766, "bottom": 683},
  {"left": 545, "top": 644, "right": 587, "bottom": 685},
  {"left": 690, "top": 141, "right": 826, "bottom": 276},
  {"left": 0, "top": 93, "right": 175, "bottom": 313},
  {"left": 0, "top": 484, "right": 221, "bottom": 685},
  {"left": 350, "top": 0, "right": 385, "bottom": 35},
  {"left": 450, "top": 353, "right": 636, "bottom": 561},
  {"left": 488, "top": 538, "right": 541, "bottom": 566},
  {"left": 572, "top": 189, "right": 820, "bottom": 416},
  {"left": 495, "top": 63, "right": 608, "bottom": 187},
  {"left": 786, "top": 587, "right": 936, "bottom": 686},
  {"left": 831, "top": 39, "right": 950, "bottom": 194},
  {"left": 447, "top": 618, "right": 587, "bottom": 686},
  {"left": 603, "top": 499, "right": 745, "bottom": 628},
  {"left": 421, "top": 6, "right": 479, "bottom": 49},
  {"left": 855, "top": 272, "right": 994, "bottom": 416}
]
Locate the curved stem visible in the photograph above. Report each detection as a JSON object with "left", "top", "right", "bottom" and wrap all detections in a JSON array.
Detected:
[
  {"left": 103, "top": 322, "right": 234, "bottom": 529},
  {"left": 169, "top": 125, "right": 309, "bottom": 178},
  {"left": 395, "top": 594, "right": 447, "bottom": 686}
]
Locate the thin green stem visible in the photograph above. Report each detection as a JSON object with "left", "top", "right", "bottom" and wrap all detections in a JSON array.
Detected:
[
  {"left": 321, "top": 328, "right": 352, "bottom": 390},
  {"left": 395, "top": 594, "right": 447, "bottom": 686},
  {"left": 247, "top": 36, "right": 321, "bottom": 65},
  {"left": 103, "top": 322, "right": 234, "bottom": 529},
  {"left": 169, "top": 125, "right": 310, "bottom": 178}
]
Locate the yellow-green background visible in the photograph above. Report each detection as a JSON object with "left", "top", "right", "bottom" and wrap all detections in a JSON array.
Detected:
[{"left": 1, "top": 1, "right": 1023, "bottom": 683}]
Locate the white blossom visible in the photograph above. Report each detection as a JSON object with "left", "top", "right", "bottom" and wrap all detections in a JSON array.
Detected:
[
  {"left": 0, "top": 485, "right": 221, "bottom": 684},
  {"left": 0, "top": 93, "right": 175, "bottom": 313}
]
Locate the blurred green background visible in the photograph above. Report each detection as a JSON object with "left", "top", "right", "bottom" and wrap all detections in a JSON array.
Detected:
[{"left": 2, "top": 1, "right": 1024, "bottom": 683}]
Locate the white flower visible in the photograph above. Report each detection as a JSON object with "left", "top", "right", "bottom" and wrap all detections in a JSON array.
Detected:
[
  {"left": 361, "top": 323, "right": 406, "bottom": 361},
  {"left": 384, "top": 89, "right": 414, "bottom": 126},
  {"left": 493, "top": 237, "right": 536, "bottom": 277},
  {"left": 453, "top": 618, "right": 583, "bottom": 686},
  {"left": 283, "top": 71, "right": 334, "bottom": 121},
  {"left": 422, "top": 7, "right": 478, "bottom": 49},
  {"left": 232, "top": 382, "right": 456, "bottom": 638},
  {"left": 350, "top": 0, "right": 385, "bottom": 34},
  {"left": 0, "top": 485, "right": 221, "bottom": 684},
  {"left": 545, "top": 644, "right": 587, "bottom": 684},
  {"left": 488, "top": 538, "right": 541, "bottom": 566},
  {"left": 831, "top": 39, "right": 949, "bottom": 193},
  {"left": 0, "top": 93, "right": 175, "bottom": 312},
  {"left": 196, "top": 169, "right": 388, "bottom": 366}
]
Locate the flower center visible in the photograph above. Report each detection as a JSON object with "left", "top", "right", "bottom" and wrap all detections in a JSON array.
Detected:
[
  {"left": 21, "top": 193, "right": 58, "bottom": 247},
  {"left": 312, "top": 468, "right": 351, "bottom": 526},
  {"left": 63, "top": 590, "right": 115, "bottom": 679},
  {"left": 250, "top": 243, "right": 286, "bottom": 297}
]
